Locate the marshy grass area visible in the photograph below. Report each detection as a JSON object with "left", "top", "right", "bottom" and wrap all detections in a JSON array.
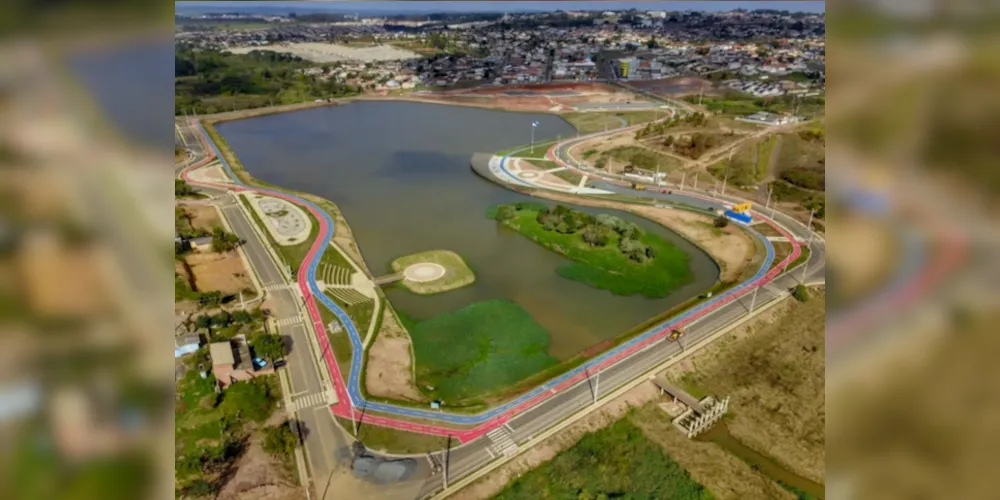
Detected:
[
  {"left": 401, "top": 299, "right": 558, "bottom": 404},
  {"left": 491, "top": 203, "right": 694, "bottom": 298},
  {"left": 562, "top": 110, "right": 664, "bottom": 134},
  {"left": 494, "top": 417, "right": 714, "bottom": 500}
]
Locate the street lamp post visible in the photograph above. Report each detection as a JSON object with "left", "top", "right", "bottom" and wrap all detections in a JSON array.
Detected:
[{"left": 680, "top": 170, "right": 686, "bottom": 191}]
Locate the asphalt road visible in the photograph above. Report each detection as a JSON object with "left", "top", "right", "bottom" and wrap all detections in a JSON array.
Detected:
[
  {"left": 177, "top": 120, "right": 359, "bottom": 497},
  {"left": 179, "top": 116, "right": 824, "bottom": 500}
]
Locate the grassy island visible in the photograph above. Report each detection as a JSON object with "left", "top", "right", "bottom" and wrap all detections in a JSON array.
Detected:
[{"left": 489, "top": 202, "right": 694, "bottom": 298}]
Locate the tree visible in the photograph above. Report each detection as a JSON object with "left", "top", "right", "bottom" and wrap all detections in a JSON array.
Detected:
[
  {"left": 792, "top": 284, "right": 810, "bottom": 302},
  {"left": 495, "top": 205, "right": 516, "bottom": 222},
  {"left": 594, "top": 157, "right": 607, "bottom": 169},
  {"left": 713, "top": 215, "right": 730, "bottom": 228},
  {"left": 175, "top": 179, "right": 196, "bottom": 197},
  {"left": 581, "top": 225, "right": 608, "bottom": 247},
  {"left": 211, "top": 227, "right": 241, "bottom": 252},
  {"left": 262, "top": 421, "right": 299, "bottom": 456},
  {"left": 251, "top": 333, "right": 287, "bottom": 363}
]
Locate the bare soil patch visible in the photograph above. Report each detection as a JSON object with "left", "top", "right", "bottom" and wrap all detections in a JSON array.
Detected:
[
  {"left": 19, "top": 235, "right": 111, "bottom": 317},
  {"left": 178, "top": 202, "right": 223, "bottom": 232},
  {"left": 826, "top": 214, "right": 893, "bottom": 300},
  {"left": 216, "top": 437, "right": 301, "bottom": 500},
  {"left": 185, "top": 251, "right": 253, "bottom": 295},
  {"left": 526, "top": 191, "right": 754, "bottom": 283},
  {"left": 364, "top": 307, "right": 427, "bottom": 402}
]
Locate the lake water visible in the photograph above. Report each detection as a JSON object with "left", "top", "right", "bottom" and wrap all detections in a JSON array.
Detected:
[{"left": 217, "top": 101, "right": 719, "bottom": 359}]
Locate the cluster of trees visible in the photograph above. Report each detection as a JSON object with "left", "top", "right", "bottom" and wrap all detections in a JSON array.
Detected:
[
  {"left": 798, "top": 127, "right": 825, "bottom": 142},
  {"left": 211, "top": 227, "right": 242, "bottom": 252},
  {"left": 250, "top": 332, "right": 287, "bottom": 363},
  {"left": 262, "top": 420, "right": 299, "bottom": 456},
  {"left": 498, "top": 204, "right": 657, "bottom": 264},
  {"left": 634, "top": 112, "right": 709, "bottom": 139},
  {"left": 176, "top": 179, "right": 197, "bottom": 197},
  {"left": 175, "top": 45, "right": 362, "bottom": 115},
  {"left": 664, "top": 133, "right": 724, "bottom": 159},
  {"left": 191, "top": 307, "right": 266, "bottom": 338}
]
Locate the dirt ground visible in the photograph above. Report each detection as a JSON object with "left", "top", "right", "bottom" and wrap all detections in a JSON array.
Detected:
[
  {"left": 517, "top": 159, "right": 576, "bottom": 188},
  {"left": 452, "top": 383, "right": 664, "bottom": 500},
  {"left": 529, "top": 191, "right": 754, "bottom": 282},
  {"left": 178, "top": 202, "right": 223, "bottom": 232},
  {"left": 19, "top": 234, "right": 111, "bottom": 318},
  {"left": 826, "top": 213, "right": 893, "bottom": 299},
  {"left": 217, "top": 434, "right": 302, "bottom": 500},
  {"left": 185, "top": 251, "right": 254, "bottom": 295},
  {"left": 364, "top": 307, "right": 427, "bottom": 402},
  {"left": 665, "top": 292, "right": 826, "bottom": 483}
]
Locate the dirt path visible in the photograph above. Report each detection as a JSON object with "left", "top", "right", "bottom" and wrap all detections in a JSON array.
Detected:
[
  {"left": 529, "top": 191, "right": 754, "bottom": 282},
  {"left": 364, "top": 307, "right": 427, "bottom": 402}
]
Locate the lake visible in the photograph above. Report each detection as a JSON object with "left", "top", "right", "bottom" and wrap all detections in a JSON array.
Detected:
[{"left": 217, "top": 100, "right": 719, "bottom": 359}]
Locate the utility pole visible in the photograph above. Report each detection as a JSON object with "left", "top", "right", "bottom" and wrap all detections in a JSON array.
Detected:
[
  {"left": 698, "top": 84, "right": 705, "bottom": 106},
  {"left": 680, "top": 170, "right": 686, "bottom": 191},
  {"left": 693, "top": 174, "right": 698, "bottom": 191},
  {"left": 764, "top": 185, "right": 773, "bottom": 212},
  {"left": 350, "top": 405, "right": 358, "bottom": 436},
  {"left": 593, "top": 366, "right": 600, "bottom": 405},
  {"left": 748, "top": 284, "right": 759, "bottom": 313},
  {"left": 239, "top": 291, "right": 245, "bottom": 311},
  {"left": 806, "top": 210, "right": 815, "bottom": 246},
  {"left": 722, "top": 150, "right": 732, "bottom": 196},
  {"left": 656, "top": 162, "right": 660, "bottom": 186}
]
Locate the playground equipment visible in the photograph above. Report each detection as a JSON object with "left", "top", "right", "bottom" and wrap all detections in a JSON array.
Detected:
[{"left": 725, "top": 202, "right": 753, "bottom": 224}]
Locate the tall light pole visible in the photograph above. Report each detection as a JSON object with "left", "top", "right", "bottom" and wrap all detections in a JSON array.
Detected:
[
  {"left": 805, "top": 209, "right": 816, "bottom": 246},
  {"left": 748, "top": 283, "right": 760, "bottom": 313},
  {"left": 680, "top": 170, "right": 686, "bottom": 191},
  {"left": 721, "top": 150, "right": 732, "bottom": 196},
  {"left": 593, "top": 365, "right": 600, "bottom": 405},
  {"left": 764, "top": 185, "right": 773, "bottom": 212}
]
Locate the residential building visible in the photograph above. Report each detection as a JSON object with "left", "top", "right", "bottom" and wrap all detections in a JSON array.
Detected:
[{"left": 209, "top": 334, "right": 274, "bottom": 388}]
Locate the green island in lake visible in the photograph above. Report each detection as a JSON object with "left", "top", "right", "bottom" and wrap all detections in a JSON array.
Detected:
[{"left": 489, "top": 202, "right": 694, "bottom": 298}]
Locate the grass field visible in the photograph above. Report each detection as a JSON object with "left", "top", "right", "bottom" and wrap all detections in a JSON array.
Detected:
[
  {"left": 753, "top": 222, "right": 783, "bottom": 238},
  {"left": 334, "top": 417, "right": 451, "bottom": 454},
  {"left": 551, "top": 167, "right": 584, "bottom": 185},
  {"left": 496, "top": 139, "right": 559, "bottom": 158},
  {"left": 603, "top": 144, "right": 683, "bottom": 173},
  {"left": 494, "top": 417, "right": 714, "bottom": 500},
  {"left": 707, "top": 135, "right": 777, "bottom": 188},
  {"left": 561, "top": 110, "right": 663, "bottom": 134},
  {"left": 403, "top": 299, "right": 558, "bottom": 404},
  {"left": 495, "top": 205, "right": 694, "bottom": 298},
  {"left": 390, "top": 249, "right": 475, "bottom": 295}
]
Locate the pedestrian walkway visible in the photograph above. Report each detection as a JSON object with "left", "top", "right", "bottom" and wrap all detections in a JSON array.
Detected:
[
  {"left": 264, "top": 283, "right": 292, "bottom": 292},
  {"left": 275, "top": 316, "right": 302, "bottom": 328},
  {"left": 486, "top": 426, "right": 518, "bottom": 458},
  {"left": 291, "top": 392, "right": 328, "bottom": 412}
]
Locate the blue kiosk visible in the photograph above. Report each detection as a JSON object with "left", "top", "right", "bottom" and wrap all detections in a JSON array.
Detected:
[{"left": 725, "top": 202, "right": 754, "bottom": 225}]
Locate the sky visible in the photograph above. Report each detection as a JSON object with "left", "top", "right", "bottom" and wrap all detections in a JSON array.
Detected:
[{"left": 176, "top": 1, "right": 826, "bottom": 15}]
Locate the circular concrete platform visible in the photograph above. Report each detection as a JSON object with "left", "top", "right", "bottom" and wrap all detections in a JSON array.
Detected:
[{"left": 403, "top": 263, "right": 446, "bottom": 283}]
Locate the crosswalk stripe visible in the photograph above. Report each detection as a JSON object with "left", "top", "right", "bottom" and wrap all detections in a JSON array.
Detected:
[{"left": 291, "top": 392, "right": 327, "bottom": 411}]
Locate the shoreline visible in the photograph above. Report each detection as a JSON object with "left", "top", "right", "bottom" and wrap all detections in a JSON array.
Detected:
[{"left": 194, "top": 101, "right": 769, "bottom": 412}]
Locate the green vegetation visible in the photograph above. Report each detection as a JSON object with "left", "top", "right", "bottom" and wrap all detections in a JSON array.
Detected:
[
  {"left": 210, "top": 226, "right": 241, "bottom": 252},
  {"left": 250, "top": 332, "right": 287, "bottom": 363},
  {"left": 561, "top": 110, "right": 663, "bottom": 134},
  {"left": 334, "top": 417, "right": 452, "bottom": 454},
  {"left": 404, "top": 299, "right": 558, "bottom": 404},
  {"left": 686, "top": 93, "right": 825, "bottom": 117},
  {"left": 661, "top": 131, "right": 733, "bottom": 160},
  {"left": 792, "top": 284, "right": 810, "bottom": 302},
  {"left": 175, "top": 45, "right": 361, "bottom": 115},
  {"left": 175, "top": 367, "right": 282, "bottom": 496},
  {"left": 188, "top": 308, "right": 267, "bottom": 342},
  {"left": 175, "top": 205, "right": 210, "bottom": 241},
  {"left": 551, "top": 167, "right": 584, "bottom": 185},
  {"left": 496, "top": 138, "right": 559, "bottom": 158},
  {"left": 491, "top": 203, "right": 693, "bottom": 298},
  {"left": 707, "top": 136, "right": 775, "bottom": 187},
  {"left": 262, "top": 420, "right": 299, "bottom": 456},
  {"left": 175, "top": 179, "right": 198, "bottom": 197},
  {"left": 390, "top": 249, "right": 475, "bottom": 295},
  {"left": 494, "top": 418, "right": 714, "bottom": 500},
  {"left": 603, "top": 145, "right": 682, "bottom": 172},
  {"left": 634, "top": 111, "right": 709, "bottom": 138}
]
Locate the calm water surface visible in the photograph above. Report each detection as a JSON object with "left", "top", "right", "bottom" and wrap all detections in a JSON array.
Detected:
[{"left": 218, "top": 101, "right": 718, "bottom": 359}]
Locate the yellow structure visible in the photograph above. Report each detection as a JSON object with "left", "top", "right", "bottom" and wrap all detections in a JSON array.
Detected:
[{"left": 732, "top": 202, "right": 752, "bottom": 213}]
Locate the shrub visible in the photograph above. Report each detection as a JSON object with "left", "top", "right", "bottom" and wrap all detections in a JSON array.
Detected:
[
  {"left": 792, "top": 284, "right": 810, "bottom": 302},
  {"left": 495, "top": 205, "right": 517, "bottom": 222},
  {"left": 262, "top": 421, "right": 299, "bottom": 456},
  {"left": 713, "top": 215, "right": 730, "bottom": 228}
]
